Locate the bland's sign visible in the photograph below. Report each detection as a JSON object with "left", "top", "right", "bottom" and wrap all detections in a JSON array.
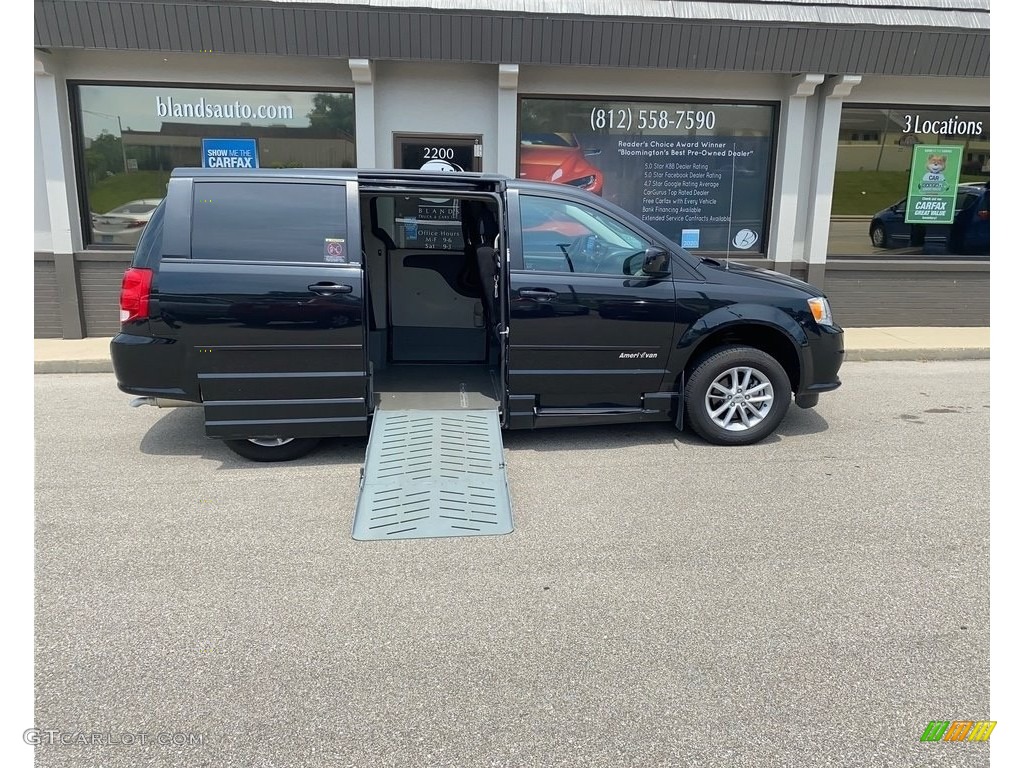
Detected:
[{"left": 201, "top": 138, "right": 259, "bottom": 169}]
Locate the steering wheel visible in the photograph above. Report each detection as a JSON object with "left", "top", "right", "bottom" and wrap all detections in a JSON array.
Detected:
[
  {"left": 583, "top": 236, "right": 633, "bottom": 274},
  {"left": 554, "top": 235, "right": 622, "bottom": 274}
]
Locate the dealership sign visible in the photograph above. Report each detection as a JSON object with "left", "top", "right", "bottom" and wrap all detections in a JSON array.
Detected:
[
  {"left": 201, "top": 138, "right": 259, "bottom": 169},
  {"left": 519, "top": 99, "right": 775, "bottom": 254},
  {"left": 904, "top": 144, "right": 963, "bottom": 225},
  {"left": 902, "top": 114, "right": 984, "bottom": 137}
]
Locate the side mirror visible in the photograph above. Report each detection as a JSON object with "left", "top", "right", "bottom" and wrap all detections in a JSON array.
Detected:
[{"left": 641, "top": 248, "right": 670, "bottom": 277}]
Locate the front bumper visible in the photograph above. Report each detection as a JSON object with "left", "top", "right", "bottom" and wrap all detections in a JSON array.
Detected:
[{"left": 798, "top": 323, "right": 844, "bottom": 397}]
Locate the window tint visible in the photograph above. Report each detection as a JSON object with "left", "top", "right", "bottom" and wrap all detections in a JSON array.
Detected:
[
  {"left": 519, "top": 195, "right": 648, "bottom": 275},
  {"left": 956, "top": 188, "right": 987, "bottom": 213},
  {"left": 191, "top": 183, "right": 351, "bottom": 263}
]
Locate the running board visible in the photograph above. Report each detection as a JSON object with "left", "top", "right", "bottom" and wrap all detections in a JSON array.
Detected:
[{"left": 352, "top": 410, "right": 513, "bottom": 540}]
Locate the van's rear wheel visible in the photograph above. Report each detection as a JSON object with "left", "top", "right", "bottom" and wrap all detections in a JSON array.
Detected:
[
  {"left": 684, "top": 346, "right": 791, "bottom": 445},
  {"left": 223, "top": 437, "right": 321, "bottom": 462}
]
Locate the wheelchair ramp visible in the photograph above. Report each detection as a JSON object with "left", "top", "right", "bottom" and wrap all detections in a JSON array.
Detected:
[{"left": 353, "top": 410, "right": 513, "bottom": 540}]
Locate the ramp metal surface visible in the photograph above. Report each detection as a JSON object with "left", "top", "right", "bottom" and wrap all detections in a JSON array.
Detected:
[{"left": 353, "top": 409, "right": 513, "bottom": 540}]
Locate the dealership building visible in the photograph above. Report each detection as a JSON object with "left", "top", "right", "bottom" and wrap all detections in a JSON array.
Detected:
[{"left": 33, "top": 0, "right": 990, "bottom": 337}]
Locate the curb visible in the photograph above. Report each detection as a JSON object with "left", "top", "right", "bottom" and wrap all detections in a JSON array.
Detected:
[
  {"left": 34, "top": 349, "right": 990, "bottom": 374},
  {"left": 35, "top": 360, "right": 115, "bottom": 374},
  {"left": 843, "top": 349, "right": 990, "bottom": 362}
]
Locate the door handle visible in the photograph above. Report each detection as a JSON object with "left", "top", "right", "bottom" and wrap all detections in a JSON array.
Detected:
[
  {"left": 308, "top": 282, "right": 353, "bottom": 295},
  {"left": 518, "top": 288, "right": 558, "bottom": 301}
]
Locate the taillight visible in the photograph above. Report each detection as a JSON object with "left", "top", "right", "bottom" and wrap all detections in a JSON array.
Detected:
[
  {"left": 126, "top": 219, "right": 148, "bottom": 229},
  {"left": 119, "top": 267, "right": 153, "bottom": 324},
  {"left": 977, "top": 209, "right": 989, "bottom": 220}
]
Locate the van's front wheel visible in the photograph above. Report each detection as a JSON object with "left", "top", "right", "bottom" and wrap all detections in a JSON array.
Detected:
[
  {"left": 684, "top": 346, "right": 791, "bottom": 445},
  {"left": 223, "top": 437, "right": 321, "bottom": 462}
]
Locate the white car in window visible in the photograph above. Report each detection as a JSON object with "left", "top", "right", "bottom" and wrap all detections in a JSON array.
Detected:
[{"left": 91, "top": 199, "right": 163, "bottom": 246}]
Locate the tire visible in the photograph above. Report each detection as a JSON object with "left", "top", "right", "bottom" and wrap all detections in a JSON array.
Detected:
[
  {"left": 869, "top": 223, "right": 889, "bottom": 249},
  {"left": 684, "top": 346, "right": 791, "bottom": 446},
  {"left": 223, "top": 436, "right": 321, "bottom": 462}
]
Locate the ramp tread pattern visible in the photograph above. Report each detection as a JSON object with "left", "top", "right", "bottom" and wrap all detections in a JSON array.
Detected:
[{"left": 353, "top": 410, "right": 513, "bottom": 540}]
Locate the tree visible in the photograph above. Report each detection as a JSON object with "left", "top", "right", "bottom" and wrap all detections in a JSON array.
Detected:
[
  {"left": 83, "top": 131, "right": 124, "bottom": 184},
  {"left": 306, "top": 93, "right": 355, "bottom": 136}
]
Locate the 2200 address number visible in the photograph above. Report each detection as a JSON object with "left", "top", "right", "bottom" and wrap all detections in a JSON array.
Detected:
[{"left": 590, "top": 108, "right": 717, "bottom": 131}]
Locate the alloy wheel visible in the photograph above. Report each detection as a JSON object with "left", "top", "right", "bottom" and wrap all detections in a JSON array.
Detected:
[{"left": 703, "top": 366, "right": 775, "bottom": 431}]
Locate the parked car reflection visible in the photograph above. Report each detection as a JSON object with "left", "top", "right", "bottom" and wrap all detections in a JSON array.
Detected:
[
  {"left": 519, "top": 133, "right": 604, "bottom": 195},
  {"left": 868, "top": 183, "right": 989, "bottom": 255},
  {"left": 92, "top": 199, "right": 163, "bottom": 246}
]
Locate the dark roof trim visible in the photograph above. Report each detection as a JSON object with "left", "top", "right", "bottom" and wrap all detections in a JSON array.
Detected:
[{"left": 34, "top": 0, "right": 989, "bottom": 77}]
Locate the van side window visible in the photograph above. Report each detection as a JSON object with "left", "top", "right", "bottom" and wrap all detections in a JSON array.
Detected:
[
  {"left": 519, "top": 195, "right": 648, "bottom": 275},
  {"left": 191, "top": 182, "right": 351, "bottom": 263}
]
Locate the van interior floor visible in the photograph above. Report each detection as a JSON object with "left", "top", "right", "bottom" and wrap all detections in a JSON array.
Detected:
[{"left": 372, "top": 364, "right": 500, "bottom": 411}]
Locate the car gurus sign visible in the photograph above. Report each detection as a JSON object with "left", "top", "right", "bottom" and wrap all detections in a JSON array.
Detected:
[{"left": 904, "top": 144, "right": 963, "bottom": 224}]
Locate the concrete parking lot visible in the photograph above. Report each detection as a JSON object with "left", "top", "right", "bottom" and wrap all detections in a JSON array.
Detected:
[{"left": 34, "top": 361, "right": 989, "bottom": 767}]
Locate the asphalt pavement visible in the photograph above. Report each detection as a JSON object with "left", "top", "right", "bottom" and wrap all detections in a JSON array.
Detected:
[{"left": 33, "top": 362, "right": 990, "bottom": 767}]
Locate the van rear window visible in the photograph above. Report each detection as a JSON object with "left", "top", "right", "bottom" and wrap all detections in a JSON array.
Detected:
[{"left": 190, "top": 182, "right": 352, "bottom": 264}]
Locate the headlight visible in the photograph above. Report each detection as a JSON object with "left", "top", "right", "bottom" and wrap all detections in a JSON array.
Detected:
[
  {"left": 566, "top": 175, "right": 597, "bottom": 188},
  {"left": 807, "top": 297, "right": 833, "bottom": 326}
]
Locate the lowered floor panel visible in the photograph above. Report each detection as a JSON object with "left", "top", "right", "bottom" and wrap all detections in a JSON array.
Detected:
[
  {"left": 353, "top": 409, "right": 513, "bottom": 540},
  {"left": 373, "top": 365, "right": 500, "bottom": 411}
]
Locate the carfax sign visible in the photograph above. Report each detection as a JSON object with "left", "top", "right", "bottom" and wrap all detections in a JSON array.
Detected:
[
  {"left": 201, "top": 138, "right": 259, "bottom": 169},
  {"left": 904, "top": 144, "right": 963, "bottom": 224}
]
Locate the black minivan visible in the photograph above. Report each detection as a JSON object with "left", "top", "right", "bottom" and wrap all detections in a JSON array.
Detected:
[{"left": 111, "top": 168, "right": 843, "bottom": 461}]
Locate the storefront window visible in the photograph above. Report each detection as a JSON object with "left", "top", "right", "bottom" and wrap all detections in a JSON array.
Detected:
[
  {"left": 73, "top": 84, "right": 355, "bottom": 248},
  {"left": 829, "top": 106, "right": 989, "bottom": 258},
  {"left": 518, "top": 98, "right": 777, "bottom": 256}
]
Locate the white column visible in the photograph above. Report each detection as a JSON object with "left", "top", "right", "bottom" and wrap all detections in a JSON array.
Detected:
[
  {"left": 767, "top": 74, "right": 824, "bottom": 272},
  {"left": 806, "top": 75, "right": 861, "bottom": 285},
  {"left": 35, "top": 56, "right": 74, "bottom": 256},
  {"left": 36, "top": 54, "right": 85, "bottom": 337},
  {"left": 349, "top": 59, "right": 376, "bottom": 168},
  {"left": 496, "top": 64, "right": 519, "bottom": 177}
]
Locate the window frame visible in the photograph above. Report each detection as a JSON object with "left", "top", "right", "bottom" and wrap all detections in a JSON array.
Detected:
[
  {"left": 68, "top": 80, "right": 356, "bottom": 251},
  {"left": 516, "top": 93, "right": 780, "bottom": 258},
  {"left": 515, "top": 191, "right": 658, "bottom": 277}
]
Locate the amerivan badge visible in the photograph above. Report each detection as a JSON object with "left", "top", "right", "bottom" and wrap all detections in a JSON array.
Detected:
[{"left": 324, "top": 238, "right": 348, "bottom": 263}]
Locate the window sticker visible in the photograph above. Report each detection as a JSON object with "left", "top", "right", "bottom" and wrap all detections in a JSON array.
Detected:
[{"left": 324, "top": 238, "right": 348, "bottom": 263}]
